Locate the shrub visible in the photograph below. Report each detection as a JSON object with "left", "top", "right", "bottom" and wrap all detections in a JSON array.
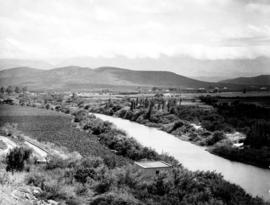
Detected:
[
  {"left": 66, "top": 197, "right": 84, "bottom": 205},
  {"left": 26, "top": 172, "right": 46, "bottom": 187},
  {"left": 206, "top": 131, "right": 226, "bottom": 146},
  {"left": 0, "top": 172, "right": 10, "bottom": 185},
  {"left": 74, "top": 167, "right": 96, "bottom": 184},
  {"left": 39, "top": 180, "right": 69, "bottom": 201},
  {"left": 0, "top": 123, "right": 21, "bottom": 137},
  {"left": 74, "top": 110, "right": 88, "bottom": 123},
  {"left": 6, "top": 147, "right": 32, "bottom": 173},
  {"left": 112, "top": 166, "right": 141, "bottom": 188},
  {"left": 103, "top": 154, "right": 117, "bottom": 169},
  {"left": 45, "top": 104, "right": 50, "bottom": 110},
  {"left": 80, "top": 156, "right": 104, "bottom": 169},
  {"left": 0, "top": 139, "right": 7, "bottom": 150},
  {"left": 83, "top": 118, "right": 111, "bottom": 135},
  {"left": 94, "top": 174, "right": 113, "bottom": 194},
  {"left": 90, "top": 192, "right": 141, "bottom": 205},
  {"left": 147, "top": 173, "right": 171, "bottom": 196},
  {"left": 46, "top": 156, "right": 70, "bottom": 170}
]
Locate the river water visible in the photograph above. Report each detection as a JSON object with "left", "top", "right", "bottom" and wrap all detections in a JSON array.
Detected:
[{"left": 94, "top": 113, "right": 270, "bottom": 201}]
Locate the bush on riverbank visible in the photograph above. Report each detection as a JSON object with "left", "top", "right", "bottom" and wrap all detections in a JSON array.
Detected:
[
  {"left": 210, "top": 143, "right": 270, "bottom": 168},
  {"left": 91, "top": 99, "right": 270, "bottom": 168},
  {"left": 76, "top": 113, "right": 178, "bottom": 165}
]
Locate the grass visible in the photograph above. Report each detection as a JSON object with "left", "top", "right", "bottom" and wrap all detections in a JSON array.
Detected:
[{"left": 0, "top": 105, "right": 128, "bottom": 166}]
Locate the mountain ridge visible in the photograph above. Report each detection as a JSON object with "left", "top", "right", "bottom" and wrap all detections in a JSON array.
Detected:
[
  {"left": 0, "top": 66, "right": 211, "bottom": 90},
  {"left": 0, "top": 66, "right": 269, "bottom": 90},
  {"left": 220, "top": 75, "right": 270, "bottom": 86},
  {"left": 1, "top": 56, "right": 270, "bottom": 82}
]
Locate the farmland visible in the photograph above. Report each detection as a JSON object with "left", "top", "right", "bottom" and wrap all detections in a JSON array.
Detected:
[{"left": 0, "top": 104, "right": 128, "bottom": 166}]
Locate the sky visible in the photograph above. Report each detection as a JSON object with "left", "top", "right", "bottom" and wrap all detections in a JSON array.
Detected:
[{"left": 0, "top": 0, "right": 270, "bottom": 78}]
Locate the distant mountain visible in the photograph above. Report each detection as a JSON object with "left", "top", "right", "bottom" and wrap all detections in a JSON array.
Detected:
[
  {"left": 0, "top": 59, "right": 53, "bottom": 70},
  {"left": 0, "top": 66, "right": 216, "bottom": 90},
  {"left": 1, "top": 66, "right": 269, "bottom": 91},
  {"left": 53, "top": 56, "right": 270, "bottom": 81},
  {"left": 1, "top": 56, "right": 270, "bottom": 82},
  {"left": 220, "top": 75, "right": 270, "bottom": 86}
]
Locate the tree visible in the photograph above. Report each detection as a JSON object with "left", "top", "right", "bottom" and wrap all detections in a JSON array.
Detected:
[
  {"left": 0, "top": 86, "right": 5, "bottom": 93},
  {"left": 22, "top": 86, "right": 28, "bottom": 93},
  {"left": 74, "top": 110, "right": 88, "bottom": 122},
  {"left": 144, "top": 98, "right": 149, "bottom": 108},
  {"left": 206, "top": 131, "right": 226, "bottom": 146},
  {"left": 72, "top": 92, "right": 77, "bottom": 100},
  {"left": 145, "top": 100, "right": 154, "bottom": 119},
  {"left": 135, "top": 97, "right": 139, "bottom": 107},
  {"left": 45, "top": 104, "right": 50, "bottom": 110},
  {"left": 6, "top": 86, "right": 14, "bottom": 94},
  {"left": 245, "top": 120, "right": 270, "bottom": 148},
  {"left": 15, "top": 86, "right": 21, "bottom": 93},
  {"left": 6, "top": 147, "right": 32, "bottom": 173},
  {"left": 74, "top": 167, "right": 96, "bottom": 184},
  {"left": 148, "top": 173, "right": 170, "bottom": 196},
  {"left": 77, "top": 101, "right": 84, "bottom": 108},
  {"left": 130, "top": 100, "right": 136, "bottom": 111}
]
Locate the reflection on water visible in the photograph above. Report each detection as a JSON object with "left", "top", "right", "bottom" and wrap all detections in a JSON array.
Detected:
[{"left": 94, "top": 113, "right": 270, "bottom": 201}]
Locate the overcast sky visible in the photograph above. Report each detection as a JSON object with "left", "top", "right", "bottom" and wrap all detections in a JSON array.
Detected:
[{"left": 0, "top": 0, "right": 269, "bottom": 60}]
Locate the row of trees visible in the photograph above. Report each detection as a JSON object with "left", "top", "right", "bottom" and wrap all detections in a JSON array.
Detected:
[
  {"left": 245, "top": 120, "right": 270, "bottom": 148},
  {"left": 0, "top": 86, "right": 27, "bottom": 94},
  {"left": 129, "top": 97, "right": 182, "bottom": 112}
]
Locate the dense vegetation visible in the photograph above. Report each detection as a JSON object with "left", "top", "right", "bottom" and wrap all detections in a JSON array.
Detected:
[
  {"left": 90, "top": 97, "right": 231, "bottom": 146},
  {"left": 2, "top": 148, "right": 267, "bottom": 205},
  {"left": 90, "top": 96, "right": 270, "bottom": 168},
  {"left": 200, "top": 96, "right": 270, "bottom": 168}
]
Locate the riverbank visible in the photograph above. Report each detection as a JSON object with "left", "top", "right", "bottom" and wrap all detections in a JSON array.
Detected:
[
  {"left": 89, "top": 99, "right": 270, "bottom": 169},
  {"left": 94, "top": 113, "right": 270, "bottom": 202}
]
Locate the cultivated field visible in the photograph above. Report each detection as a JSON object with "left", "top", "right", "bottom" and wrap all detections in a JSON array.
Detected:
[{"left": 0, "top": 104, "right": 127, "bottom": 165}]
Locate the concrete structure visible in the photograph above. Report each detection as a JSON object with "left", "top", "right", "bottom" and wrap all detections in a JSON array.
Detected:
[{"left": 135, "top": 161, "right": 172, "bottom": 176}]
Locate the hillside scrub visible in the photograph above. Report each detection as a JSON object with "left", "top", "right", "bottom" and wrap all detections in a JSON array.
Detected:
[
  {"left": 73, "top": 111, "right": 178, "bottom": 165},
  {"left": 20, "top": 152, "right": 268, "bottom": 205}
]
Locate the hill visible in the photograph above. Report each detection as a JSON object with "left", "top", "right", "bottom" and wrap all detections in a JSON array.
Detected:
[
  {"left": 0, "top": 66, "right": 215, "bottom": 90},
  {"left": 0, "top": 58, "right": 53, "bottom": 70},
  {"left": 1, "top": 56, "right": 270, "bottom": 82},
  {"left": 220, "top": 75, "right": 270, "bottom": 86}
]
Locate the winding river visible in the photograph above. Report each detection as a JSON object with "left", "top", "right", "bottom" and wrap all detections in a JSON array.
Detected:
[{"left": 94, "top": 113, "right": 270, "bottom": 201}]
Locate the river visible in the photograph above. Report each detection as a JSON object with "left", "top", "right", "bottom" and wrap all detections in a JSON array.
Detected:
[{"left": 94, "top": 113, "right": 270, "bottom": 201}]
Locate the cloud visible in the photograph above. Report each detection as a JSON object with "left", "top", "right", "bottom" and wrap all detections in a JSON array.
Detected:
[{"left": 0, "top": 0, "right": 269, "bottom": 59}]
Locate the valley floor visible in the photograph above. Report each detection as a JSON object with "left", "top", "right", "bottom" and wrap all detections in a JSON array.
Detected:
[{"left": 0, "top": 104, "right": 268, "bottom": 204}]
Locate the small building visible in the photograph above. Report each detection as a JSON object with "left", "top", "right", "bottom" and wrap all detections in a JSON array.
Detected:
[
  {"left": 163, "top": 93, "right": 172, "bottom": 98},
  {"left": 135, "top": 161, "right": 172, "bottom": 176}
]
